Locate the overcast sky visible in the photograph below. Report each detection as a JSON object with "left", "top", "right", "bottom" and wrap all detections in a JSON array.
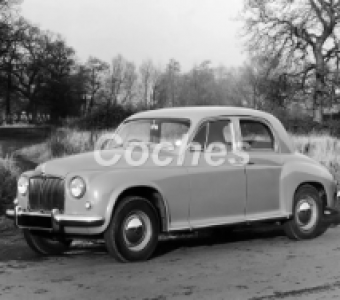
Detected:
[{"left": 21, "top": 0, "right": 246, "bottom": 70}]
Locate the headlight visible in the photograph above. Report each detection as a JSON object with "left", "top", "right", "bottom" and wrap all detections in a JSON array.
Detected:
[
  {"left": 69, "top": 177, "right": 86, "bottom": 198},
  {"left": 18, "top": 176, "right": 29, "bottom": 196}
]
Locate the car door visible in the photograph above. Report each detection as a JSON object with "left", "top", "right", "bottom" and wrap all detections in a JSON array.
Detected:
[
  {"left": 185, "top": 118, "right": 247, "bottom": 228},
  {"left": 237, "top": 118, "right": 284, "bottom": 220}
]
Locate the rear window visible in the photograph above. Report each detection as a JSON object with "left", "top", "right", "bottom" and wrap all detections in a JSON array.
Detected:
[{"left": 240, "top": 120, "right": 275, "bottom": 151}]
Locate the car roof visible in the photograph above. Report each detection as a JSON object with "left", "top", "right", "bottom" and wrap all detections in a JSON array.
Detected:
[{"left": 128, "top": 106, "right": 273, "bottom": 122}]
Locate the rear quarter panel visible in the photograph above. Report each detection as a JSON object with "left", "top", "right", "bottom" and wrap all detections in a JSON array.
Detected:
[{"left": 280, "top": 153, "right": 336, "bottom": 215}]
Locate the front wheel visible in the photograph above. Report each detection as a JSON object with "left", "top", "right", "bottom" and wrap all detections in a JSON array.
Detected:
[
  {"left": 284, "top": 185, "right": 327, "bottom": 240},
  {"left": 23, "top": 229, "right": 72, "bottom": 255},
  {"left": 104, "top": 196, "right": 159, "bottom": 262}
]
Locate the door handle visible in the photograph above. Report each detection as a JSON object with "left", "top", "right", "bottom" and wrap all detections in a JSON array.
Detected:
[{"left": 247, "top": 161, "right": 255, "bottom": 165}]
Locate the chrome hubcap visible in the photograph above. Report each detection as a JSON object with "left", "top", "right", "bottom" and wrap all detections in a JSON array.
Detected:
[
  {"left": 296, "top": 196, "right": 318, "bottom": 231},
  {"left": 124, "top": 215, "right": 145, "bottom": 245},
  {"left": 122, "top": 212, "right": 152, "bottom": 251}
]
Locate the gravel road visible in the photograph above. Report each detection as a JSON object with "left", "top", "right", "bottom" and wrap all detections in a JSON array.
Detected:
[{"left": 1, "top": 225, "right": 340, "bottom": 300}]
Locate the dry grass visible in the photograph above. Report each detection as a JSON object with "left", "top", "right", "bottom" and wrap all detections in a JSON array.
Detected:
[
  {"left": 17, "top": 142, "right": 51, "bottom": 164},
  {"left": 48, "top": 128, "right": 98, "bottom": 157},
  {"left": 291, "top": 134, "right": 340, "bottom": 186},
  {"left": 18, "top": 128, "right": 113, "bottom": 163}
]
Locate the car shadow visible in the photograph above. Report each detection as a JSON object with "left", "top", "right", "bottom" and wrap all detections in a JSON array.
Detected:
[
  {"left": 154, "top": 224, "right": 286, "bottom": 259},
  {"left": 0, "top": 224, "right": 285, "bottom": 262},
  {"left": 0, "top": 232, "right": 108, "bottom": 262}
]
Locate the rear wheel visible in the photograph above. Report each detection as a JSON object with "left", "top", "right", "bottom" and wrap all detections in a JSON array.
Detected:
[
  {"left": 284, "top": 185, "right": 327, "bottom": 240},
  {"left": 104, "top": 196, "right": 159, "bottom": 262},
  {"left": 23, "top": 229, "right": 72, "bottom": 255}
]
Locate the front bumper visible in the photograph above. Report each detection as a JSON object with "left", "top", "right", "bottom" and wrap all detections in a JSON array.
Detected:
[{"left": 6, "top": 206, "right": 105, "bottom": 232}]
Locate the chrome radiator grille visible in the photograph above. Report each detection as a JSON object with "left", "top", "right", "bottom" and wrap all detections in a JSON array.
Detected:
[{"left": 28, "top": 176, "right": 65, "bottom": 212}]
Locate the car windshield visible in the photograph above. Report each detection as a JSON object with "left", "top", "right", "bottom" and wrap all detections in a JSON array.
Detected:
[{"left": 105, "top": 118, "right": 191, "bottom": 150}]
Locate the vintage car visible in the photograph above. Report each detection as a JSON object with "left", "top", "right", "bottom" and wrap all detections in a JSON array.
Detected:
[{"left": 6, "top": 107, "right": 340, "bottom": 262}]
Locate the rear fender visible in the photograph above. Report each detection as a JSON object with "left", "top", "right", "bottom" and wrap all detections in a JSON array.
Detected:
[{"left": 280, "top": 161, "right": 335, "bottom": 214}]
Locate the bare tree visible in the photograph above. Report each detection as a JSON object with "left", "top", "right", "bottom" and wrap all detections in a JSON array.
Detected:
[
  {"left": 165, "top": 59, "right": 180, "bottom": 107},
  {"left": 121, "top": 61, "right": 137, "bottom": 104},
  {"left": 104, "top": 54, "right": 137, "bottom": 107},
  {"left": 139, "top": 59, "right": 160, "bottom": 108},
  {"left": 70, "top": 64, "right": 89, "bottom": 115},
  {"left": 85, "top": 56, "right": 109, "bottom": 114},
  {"left": 0, "top": 0, "right": 21, "bottom": 58},
  {"left": 178, "top": 61, "right": 219, "bottom": 106},
  {"left": 243, "top": 0, "right": 340, "bottom": 121}
]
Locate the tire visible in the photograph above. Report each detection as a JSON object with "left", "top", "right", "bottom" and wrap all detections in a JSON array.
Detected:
[
  {"left": 104, "top": 196, "right": 159, "bottom": 262},
  {"left": 23, "top": 229, "right": 72, "bottom": 255},
  {"left": 284, "top": 184, "right": 327, "bottom": 240}
]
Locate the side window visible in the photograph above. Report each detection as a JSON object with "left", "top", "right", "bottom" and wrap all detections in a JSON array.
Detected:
[
  {"left": 124, "top": 121, "right": 151, "bottom": 143},
  {"left": 160, "top": 122, "right": 189, "bottom": 147},
  {"left": 191, "top": 123, "right": 208, "bottom": 150},
  {"left": 240, "top": 120, "right": 275, "bottom": 151},
  {"left": 206, "top": 120, "right": 233, "bottom": 151}
]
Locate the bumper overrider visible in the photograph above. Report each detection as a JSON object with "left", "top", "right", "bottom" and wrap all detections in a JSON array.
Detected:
[
  {"left": 6, "top": 205, "right": 104, "bottom": 232},
  {"left": 322, "top": 190, "right": 340, "bottom": 226},
  {"left": 323, "top": 206, "right": 340, "bottom": 225}
]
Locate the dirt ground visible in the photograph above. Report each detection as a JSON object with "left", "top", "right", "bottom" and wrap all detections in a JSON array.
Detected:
[{"left": 1, "top": 225, "right": 340, "bottom": 300}]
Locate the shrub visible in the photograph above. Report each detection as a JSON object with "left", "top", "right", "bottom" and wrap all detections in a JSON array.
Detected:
[
  {"left": 279, "top": 115, "right": 327, "bottom": 135},
  {"left": 269, "top": 107, "right": 340, "bottom": 136},
  {"left": 69, "top": 105, "right": 137, "bottom": 130},
  {"left": 0, "top": 157, "right": 19, "bottom": 215}
]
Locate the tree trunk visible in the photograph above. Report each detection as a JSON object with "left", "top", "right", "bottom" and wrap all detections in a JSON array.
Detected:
[
  {"left": 6, "top": 64, "right": 12, "bottom": 121},
  {"left": 314, "top": 45, "right": 326, "bottom": 123},
  {"left": 252, "top": 86, "right": 257, "bottom": 109},
  {"left": 88, "top": 94, "right": 94, "bottom": 115},
  {"left": 314, "top": 72, "right": 325, "bottom": 123}
]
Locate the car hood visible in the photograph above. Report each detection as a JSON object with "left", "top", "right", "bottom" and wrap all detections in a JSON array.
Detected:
[{"left": 35, "top": 149, "right": 179, "bottom": 177}]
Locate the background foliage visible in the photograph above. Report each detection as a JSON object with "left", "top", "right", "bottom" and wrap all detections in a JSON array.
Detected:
[{"left": 1, "top": 0, "right": 338, "bottom": 126}]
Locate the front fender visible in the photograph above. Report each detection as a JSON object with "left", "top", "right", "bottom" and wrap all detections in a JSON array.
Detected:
[
  {"left": 103, "top": 181, "right": 168, "bottom": 232},
  {"left": 280, "top": 159, "right": 336, "bottom": 215},
  {"left": 71, "top": 167, "right": 191, "bottom": 235}
]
